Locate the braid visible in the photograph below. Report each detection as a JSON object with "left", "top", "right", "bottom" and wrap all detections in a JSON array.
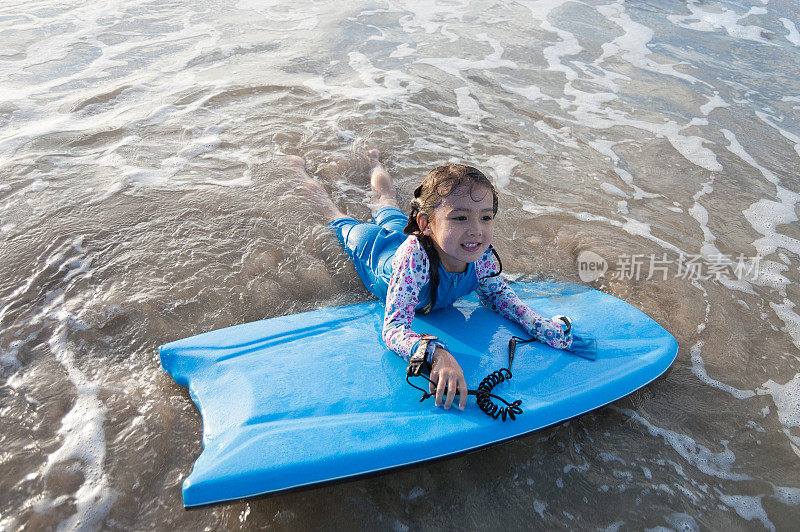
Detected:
[
  {"left": 417, "top": 235, "right": 439, "bottom": 314},
  {"left": 404, "top": 186, "right": 439, "bottom": 313}
]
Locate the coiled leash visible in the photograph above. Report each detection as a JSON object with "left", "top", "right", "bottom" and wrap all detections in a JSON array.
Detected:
[
  {"left": 404, "top": 318, "right": 587, "bottom": 421},
  {"left": 405, "top": 335, "right": 524, "bottom": 422},
  {"left": 405, "top": 368, "right": 523, "bottom": 421}
]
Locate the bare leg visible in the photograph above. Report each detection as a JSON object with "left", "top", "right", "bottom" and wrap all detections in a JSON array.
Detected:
[
  {"left": 285, "top": 155, "right": 345, "bottom": 223},
  {"left": 367, "top": 149, "right": 400, "bottom": 215}
]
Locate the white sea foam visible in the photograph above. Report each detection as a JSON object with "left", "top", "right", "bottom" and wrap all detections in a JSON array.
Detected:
[
  {"left": 453, "top": 86, "right": 493, "bottom": 124},
  {"left": 699, "top": 93, "right": 730, "bottom": 115},
  {"left": 769, "top": 299, "right": 800, "bottom": 350},
  {"left": 689, "top": 280, "right": 756, "bottom": 398},
  {"left": 497, "top": 2, "right": 727, "bottom": 176},
  {"left": 482, "top": 154, "right": 519, "bottom": 191},
  {"left": 743, "top": 197, "right": 800, "bottom": 257},
  {"left": 0, "top": 1, "right": 266, "bottom": 199},
  {"left": 514, "top": 139, "right": 548, "bottom": 155},
  {"left": 758, "top": 372, "right": 800, "bottom": 458},
  {"left": 600, "top": 452, "right": 626, "bottom": 465},
  {"left": 411, "top": 137, "right": 464, "bottom": 156},
  {"left": 239, "top": 0, "right": 319, "bottom": 30},
  {"left": 687, "top": 174, "right": 727, "bottom": 262},
  {"left": 513, "top": 0, "right": 627, "bottom": 117},
  {"left": 390, "top": 42, "right": 416, "bottom": 58},
  {"left": 780, "top": 18, "right": 800, "bottom": 46},
  {"left": 665, "top": 512, "right": 699, "bottom": 532},
  {"left": 587, "top": 140, "right": 658, "bottom": 201},
  {"left": 18, "top": 240, "right": 117, "bottom": 531},
  {"left": 596, "top": 0, "right": 703, "bottom": 85},
  {"left": 501, "top": 81, "right": 548, "bottom": 103},
  {"left": 534, "top": 120, "right": 580, "bottom": 150},
  {"left": 393, "top": 0, "right": 465, "bottom": 38},
  {"left": 513, "top": 78, "right": 723, "bottom": 173},
  {"left": 516, "top": 0, "right": 583, "bottom": 82},
  {"left": 308, "top": 50, "right": 426, "bottom": 106},
  {"left": 619, "top": 408, "right": 751, "bottom": 481},
  {"left": 414, "top": 32, "right": 517, "bottom": 80},
  {"left": 667, "top": 1, "right": 775, "bottom": 46},
  {"left": 773, "top": 485, "right": 800, "bottom": 506},
  {"left": 521, "top": 200, "right": 686, "bottom": 255},
  {"left": 691, "top": 341, "right": 756, "bottom": 399},
  {"left": 721, "top": 128, "right": 800, "bottom": 296},
  {"left": 600, "top": 182, "right": 629, "bottom": 198},
  {"left": 587, "top": 139, "right": 617, "bottom": 163},
  {"left": 755, "top": 111, "right": 800, "bottom": 158},
  {"left": 563, "top": 461, "right": 590, "bottom": 474},
  {"left": 719, "top": 494, "right": 774, "bottom": 531}
]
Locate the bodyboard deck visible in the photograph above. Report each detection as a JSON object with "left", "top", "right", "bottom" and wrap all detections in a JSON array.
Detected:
[{"left": 159, "top": 282, "right": 678, "bottom": 507}]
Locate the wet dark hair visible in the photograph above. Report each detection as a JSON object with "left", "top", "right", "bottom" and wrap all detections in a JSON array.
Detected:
[{"left": 403, "top": 164, "right": 502, "bottom": 314}]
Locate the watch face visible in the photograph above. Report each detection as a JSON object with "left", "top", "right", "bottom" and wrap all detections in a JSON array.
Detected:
[{"left": 413, "top": 341, "right": 428, "bottom": 360}]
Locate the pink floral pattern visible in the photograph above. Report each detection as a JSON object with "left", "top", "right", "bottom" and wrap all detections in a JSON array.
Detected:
[
  {"left": 382, "top": 236, "right": 430, "bottom": 359},
  {"left": 474, "top": 253, "right": 572, "bottom": 351},
  {"left": 383, "top": 236, "right": 572, "bottom": 360}
]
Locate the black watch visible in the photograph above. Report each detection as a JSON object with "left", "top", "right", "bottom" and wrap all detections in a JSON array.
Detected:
[{"left": 406, "top": 334, "right": 439, "bottom": 377}]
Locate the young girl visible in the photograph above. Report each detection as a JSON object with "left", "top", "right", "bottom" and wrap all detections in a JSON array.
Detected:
[{"left": 288, "top": 151, "right": 573, "bottom": 411}]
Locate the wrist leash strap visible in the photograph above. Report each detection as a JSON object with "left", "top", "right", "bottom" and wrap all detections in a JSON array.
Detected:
[{"left": 405, "top": 334, "right": 524, "bottom": 422}]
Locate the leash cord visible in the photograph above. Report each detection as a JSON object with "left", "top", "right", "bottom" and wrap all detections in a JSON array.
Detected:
[{"left": 406, "top": 368, "right": 523, "bottom": 421}]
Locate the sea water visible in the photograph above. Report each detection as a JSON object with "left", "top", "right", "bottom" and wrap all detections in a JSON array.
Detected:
[{"left": 1, "top": 0, "right": 799, "bottom": 529}]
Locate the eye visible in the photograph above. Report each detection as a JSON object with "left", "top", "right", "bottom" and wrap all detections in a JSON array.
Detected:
[
  {"left": 451, "top": 216, "right": 467, "bottom": 221},
  {"left": 482, "top": 215, "right": 493, "bottom": 221}
]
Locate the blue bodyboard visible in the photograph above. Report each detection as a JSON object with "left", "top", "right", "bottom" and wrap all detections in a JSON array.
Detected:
[{"left": 159, "top": 282, "right": 677, "bottom": 507}]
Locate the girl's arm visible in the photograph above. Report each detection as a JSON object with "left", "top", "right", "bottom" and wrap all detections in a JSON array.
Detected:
[
  {"left": 382, "top": 238, "right": 431, "bottom": 361},
  {"left": 475, "top": 249, "right": 572, "bottom": 350},
  {"left": 383, "top": 237, "right": 468, "bottom": 409}
]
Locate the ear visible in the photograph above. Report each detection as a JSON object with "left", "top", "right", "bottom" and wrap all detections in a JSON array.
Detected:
[{"left": 416, "top": 213, "right": 431, "bottom": 235}]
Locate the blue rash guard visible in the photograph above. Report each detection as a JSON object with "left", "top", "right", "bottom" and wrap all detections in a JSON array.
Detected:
[{"left": 329, "top": 206, "right": 478, "bottom": 312}]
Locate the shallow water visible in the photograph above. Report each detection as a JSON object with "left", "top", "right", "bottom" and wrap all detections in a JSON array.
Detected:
[{"left": 1, "top": 0, "right": 799, "bottom": 529}]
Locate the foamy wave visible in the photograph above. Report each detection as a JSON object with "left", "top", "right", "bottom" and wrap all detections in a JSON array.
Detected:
[
  {"left": 482, "top": 154, "right": 520, "bottom": 191},
  {"left": 304, "top": 51, "right": 424, "bottom": 106},
  {"left": 520, "top": 200, "right": 686, "bottom": 255},
  {"left": 759, "top": 372, "right": 800, "bottom": 458},
  {"left": 722, "top": 130, "right": 800, "bottom": 294},
  {"left": 667, "top": 1, "right": 775, "bottom": 46},
  {"left": 619, "top": 408, "right": 751, "bottom": 481},
  {"left": 719, "top": 493, "right": 775, "bottom": 531},
  {"left": 13, "top": 239, "right": 118, "bottom": 531},
  {"left": 756, "top": 110, "right": 800, "bottom": 158},
  {"left": 782, "top": 18, "right": 800, "bottom": 46}
]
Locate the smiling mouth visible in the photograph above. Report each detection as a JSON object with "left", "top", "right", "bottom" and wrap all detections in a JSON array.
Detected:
[{"left": 461, "top": 242, "right": 481, "bottom": 251}]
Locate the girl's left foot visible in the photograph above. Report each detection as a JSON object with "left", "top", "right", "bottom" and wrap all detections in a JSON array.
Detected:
[{"left": 286, "top": 156, "right": 345, "bottom": 222}]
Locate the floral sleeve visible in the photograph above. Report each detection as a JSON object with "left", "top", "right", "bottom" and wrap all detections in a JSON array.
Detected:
[
  {"left": 474, "top": 249, "right": 572, "bottom": 350},
  {"left": 382, "top": 236, "right": 430, "bottom": 360}
]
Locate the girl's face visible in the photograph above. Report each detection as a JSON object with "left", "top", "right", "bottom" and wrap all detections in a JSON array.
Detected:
[{"left": 417, "top": 184, "right": 495, "bottom": 273}]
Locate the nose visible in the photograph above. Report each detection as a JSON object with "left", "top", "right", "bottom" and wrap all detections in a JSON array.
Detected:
[{"left": 468, "top": 219, "right": 481, "bottom": 236}]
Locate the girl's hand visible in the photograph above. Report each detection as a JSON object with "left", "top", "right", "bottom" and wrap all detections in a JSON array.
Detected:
[{"left": 429, "top": 348, "right": 468, "bottom": 410}]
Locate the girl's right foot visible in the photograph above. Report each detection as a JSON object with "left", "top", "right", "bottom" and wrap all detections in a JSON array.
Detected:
[
  {"left": 286, "top": 155, "right": 345, "bottom": 222},
  {"left": 367, "top": 149, "right": 400, "bottom": 212}
]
